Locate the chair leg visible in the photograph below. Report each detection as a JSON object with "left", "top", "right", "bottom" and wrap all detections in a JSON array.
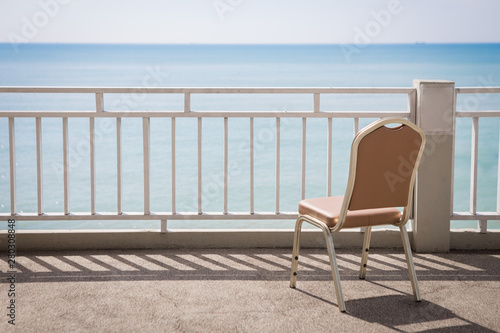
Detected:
[
  {"left": 289, "top": 217, "right": 303, "bottom": 288},
  {"left": 323, "top": 228, "right": 346, "bottom": 312},
  {"left": 359, "top": 226, "right": 372, "bottom": 279},
  {"left": 400, "top": 225, "right": 421, "bottom": 301}
]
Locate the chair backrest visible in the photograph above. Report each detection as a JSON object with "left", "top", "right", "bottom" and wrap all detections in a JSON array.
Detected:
[{"left": 337, "top": 118, "right": 426, "bottom": 229}]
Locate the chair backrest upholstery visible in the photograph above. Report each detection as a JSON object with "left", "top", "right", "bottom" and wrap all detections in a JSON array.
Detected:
[{"left": 345, "top": 118, "right": 426, "bottom": 213}]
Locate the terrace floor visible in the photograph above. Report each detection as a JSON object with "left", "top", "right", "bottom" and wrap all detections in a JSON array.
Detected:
[{"left": 1, "top": 248, "right": 499, "bottom": 332}]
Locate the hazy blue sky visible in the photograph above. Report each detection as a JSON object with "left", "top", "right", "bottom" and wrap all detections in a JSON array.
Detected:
[{"left": 1, "top": 0, "right": 499, "bottom": 44}]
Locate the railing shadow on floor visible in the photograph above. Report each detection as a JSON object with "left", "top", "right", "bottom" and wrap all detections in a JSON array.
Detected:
[{"left": 1, "top": 249, "right": 499, "bottom": 283}]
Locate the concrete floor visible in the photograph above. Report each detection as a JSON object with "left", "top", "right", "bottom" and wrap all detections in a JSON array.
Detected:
[{"left": 1, "top": 248, "right": 499, "bottom": 332}]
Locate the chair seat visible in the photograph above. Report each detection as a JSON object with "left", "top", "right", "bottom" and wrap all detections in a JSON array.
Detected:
[{"left": 298, "top": 196, "right": 401, "bottom": 229}]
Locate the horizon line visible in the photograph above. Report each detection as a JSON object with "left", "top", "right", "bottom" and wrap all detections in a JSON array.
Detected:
[{"left": 1, "top": 42, "right": 500, "bottom": 46}]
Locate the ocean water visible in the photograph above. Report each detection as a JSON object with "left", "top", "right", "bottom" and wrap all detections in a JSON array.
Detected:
[{"left": 0, "top": 43, "right": 500, "bottom": 230}]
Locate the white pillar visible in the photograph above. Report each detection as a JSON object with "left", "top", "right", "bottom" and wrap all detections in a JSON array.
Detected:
[{"left": 413, "top": 80, "right": 455, "bottom": 252}]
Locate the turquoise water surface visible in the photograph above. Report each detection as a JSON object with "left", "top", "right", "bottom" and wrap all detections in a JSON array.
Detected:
[{"left": 0, "top": 43, "right": 499, "bottom": 229}]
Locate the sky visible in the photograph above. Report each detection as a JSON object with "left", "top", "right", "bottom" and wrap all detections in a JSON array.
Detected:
[{"left": 0, "top": 0, "right": 500, "bottom": 44}]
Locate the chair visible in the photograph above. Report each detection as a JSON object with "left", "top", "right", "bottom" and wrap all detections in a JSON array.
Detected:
[{"left": 289, "top": 118, "right": 426, "bottom": 312}]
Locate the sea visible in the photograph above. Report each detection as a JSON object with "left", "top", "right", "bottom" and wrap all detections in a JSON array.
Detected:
[{"left": 0, "top": 43, "right": 499, "bottom": 230}]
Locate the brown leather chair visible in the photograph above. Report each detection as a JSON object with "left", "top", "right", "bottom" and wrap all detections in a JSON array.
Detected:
[{"left": 289, "top": 118, "right": 426, "bottom": 312}]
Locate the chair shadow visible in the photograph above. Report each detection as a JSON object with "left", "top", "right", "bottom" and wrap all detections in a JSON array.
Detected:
[
  {"left": 293, "top": 288, "right": 338, "bottom": 306},
  {"left": 294, "top": 279, "right": 496, "bottom": 333},
  {"left": 345, "top": 294, "right": 496, "bottom": 332}
]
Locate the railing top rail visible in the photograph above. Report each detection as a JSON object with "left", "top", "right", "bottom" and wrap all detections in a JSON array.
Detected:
[
  {"left": 0, "top": 86, "right": 416, "bottom": 94},
  {"left": 456, "top": 87, "right": 500, "bottom": 94},
  {"left": 456, "top": 110, "right": 500, "bottom": 117},
  {"left": 0, "top": 111, "right": 411, "bottom": 118}
]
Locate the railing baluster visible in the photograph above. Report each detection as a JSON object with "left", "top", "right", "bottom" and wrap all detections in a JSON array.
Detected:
[
  {"left": 143, "top": 117, "right": 150, "bottom": 215},
  {"left": 275, "top": 117, "right": 280, "bottom": 214},
  {"left": 198, "top": 117, "right": 202, "bottom": 214},
  {"left": 116, "top": 117, "right": 122, "bottom": 214},
  {"left": 93, "top": 93, "right": 102, "bottom": 213},
  {"left": 224, "top": 117, "right": 228, "bottom": 214},
  {"left": 161, "top": 219, "right": 167, "bottom": 233},
  {"left": 478, "top": 220, "right": 487, "bottom": 233},
  {"left": 470, "top": 117, "right": 479, "bottom": 215},
  {"left": 314, "top": 93, "right": 320, "bottom": 113},
  {"left": 327, "top": 117, "right": 332, "bottom": 197},
  {"left": 171, "top": 117, "right": 176, "bottom": 214},
  {"left": 497, "top": 127, "right": 500, "bottom": 214},
  {"left": 184, "top": 93, "right": 190, "bottom": 113},
  {"left": 63, "top": 117, "right": 69, "bottom": 215},
  {"left": 8, "top": 117, "right": 16, "bottom": 215},
  {"left": 407, "top": 89, "right": 417, "bottom": 123},
  {"left": 250, "top": 117, "right": 254, "bottom": 214},
  {"left": 90, "top": 117, "right": 96, "bottom": 214},
  {"left": 95, "top": 93, "right": 104, "bottom": 113},
  {"left": 36, "top": 117, "right": 43, "bottom": 215},
  {"left": 301, "top": 117, "right": 306, "bottom": 200}
]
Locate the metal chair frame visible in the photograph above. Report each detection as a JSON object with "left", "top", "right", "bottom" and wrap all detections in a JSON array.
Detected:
[{"left": 289, "top": 118, "right": 426, "bottom": 312}]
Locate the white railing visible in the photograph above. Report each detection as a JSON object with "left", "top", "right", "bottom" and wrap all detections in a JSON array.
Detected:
[
  {"left": 453, "top": 87, "right": 500, "bottom": 233},
  {"left": 0, "top": 86, "right": 415, "bottom": 230}
]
